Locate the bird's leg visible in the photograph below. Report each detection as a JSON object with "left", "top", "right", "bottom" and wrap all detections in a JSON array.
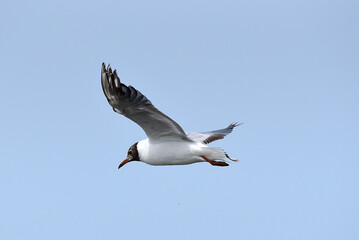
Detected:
[
  {"left": 201, "top": 155, "right": 229, "bottom": 167},
  {"left": 225, "top": 153, "right": 238, "bottom": 162}
]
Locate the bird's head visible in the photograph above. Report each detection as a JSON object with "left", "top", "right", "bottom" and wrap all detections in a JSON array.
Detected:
[{"left": 118, "top": 142, "right": 140, "bottom": 169}]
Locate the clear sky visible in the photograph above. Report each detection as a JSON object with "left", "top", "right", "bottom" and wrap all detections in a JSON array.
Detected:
[{"left": 1, "top": 0, "right": 358, "bottom": 239}]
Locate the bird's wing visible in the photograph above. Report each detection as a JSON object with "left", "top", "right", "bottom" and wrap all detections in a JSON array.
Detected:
[
  {"left": 101, "top": 63, "right": 192, "bottom": 142},
  {"left": 186, "top": 123, "right": 241, "bottom": 144}
]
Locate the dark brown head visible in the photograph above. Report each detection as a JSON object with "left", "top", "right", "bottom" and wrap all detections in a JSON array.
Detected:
[{"left": 118, "top": 142, "right": 140, "bottom": 169}]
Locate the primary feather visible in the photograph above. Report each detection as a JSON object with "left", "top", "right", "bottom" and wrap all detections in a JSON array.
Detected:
[
  {"left": 101, "top": 63, "right": 192, "bottom": 142},
  {"left": 186, "top": 123, "right": 242, "bottom": 144}
]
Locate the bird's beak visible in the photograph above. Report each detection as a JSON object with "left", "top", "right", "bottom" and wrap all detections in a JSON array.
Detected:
[{"left": 118, "top": 157, "right": 131, "bottom": 169}]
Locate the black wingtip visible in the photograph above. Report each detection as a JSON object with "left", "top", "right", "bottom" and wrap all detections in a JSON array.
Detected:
[
  {"left": 228, "top": 122, "right": 243, "bottom": 129},
  {"left": 101, "top": 62, "right": 107, "bottom": 73}
]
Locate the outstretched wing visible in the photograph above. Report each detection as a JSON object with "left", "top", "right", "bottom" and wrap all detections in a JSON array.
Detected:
[
  {"left": 101, "top": 63, "right": 191, "bottom": 142},
  {"left": 186, "top": 123, "right": 241, "bottom": 144}
]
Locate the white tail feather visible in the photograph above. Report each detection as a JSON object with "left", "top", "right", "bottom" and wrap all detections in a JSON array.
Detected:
[{"left": 201, "top": 147, "right": 227, "bottom": 161}]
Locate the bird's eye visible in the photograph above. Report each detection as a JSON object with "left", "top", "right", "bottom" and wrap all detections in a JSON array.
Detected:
[{"left": 128, "top": 150, "right": 133, "bottom": 155}]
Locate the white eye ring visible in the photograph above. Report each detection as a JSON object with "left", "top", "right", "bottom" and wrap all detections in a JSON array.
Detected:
[{"left": 128, "top": 150, "right": 133, "bottom": 155}]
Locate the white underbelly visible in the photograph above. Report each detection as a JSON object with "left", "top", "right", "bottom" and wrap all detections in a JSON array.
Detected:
[{"left": 137, "top": 139, "right": 205, "bottom": 165}]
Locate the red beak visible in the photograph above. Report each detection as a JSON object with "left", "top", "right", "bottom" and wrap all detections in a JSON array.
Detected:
[{"left": 118, "top": 158, "right": 130, "bottom": 169}]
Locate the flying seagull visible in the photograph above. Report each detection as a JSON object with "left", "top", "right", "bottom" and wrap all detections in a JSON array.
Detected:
[{"left": 101, "top": 63, "right": 241, "bottom": 169}]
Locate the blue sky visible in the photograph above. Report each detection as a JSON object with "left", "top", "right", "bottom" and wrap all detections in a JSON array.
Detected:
[{"left": 1, "top": 0, "right": 358, "bottom": 239}]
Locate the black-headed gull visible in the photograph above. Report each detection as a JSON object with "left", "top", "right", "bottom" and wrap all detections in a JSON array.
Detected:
[{"left": 101, "top": 63, "right": 241, "bottom": 169}]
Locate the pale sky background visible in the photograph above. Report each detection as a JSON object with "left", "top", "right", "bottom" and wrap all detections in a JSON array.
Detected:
[{"left": 1, "top": 0, "right": 358, "bottom": 239}]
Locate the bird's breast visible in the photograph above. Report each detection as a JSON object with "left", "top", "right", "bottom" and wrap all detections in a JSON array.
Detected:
[{"left": 137, "top": 139, "right": 205, "bottom": 165}]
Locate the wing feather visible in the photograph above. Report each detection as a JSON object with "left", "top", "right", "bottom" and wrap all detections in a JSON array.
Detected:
[
  {"left": 186, "top": 123, "right": 241, "bottom": 144},
  {"left": 101, "top": 63, "right": 191, "bottom": 141}
]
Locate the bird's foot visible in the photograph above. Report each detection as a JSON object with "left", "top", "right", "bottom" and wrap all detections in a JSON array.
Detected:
[{"left": 201, "top": 155, "right": 229, "bottom": 167}]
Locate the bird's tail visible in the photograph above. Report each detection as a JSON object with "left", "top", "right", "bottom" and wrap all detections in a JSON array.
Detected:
[{"left": 201, "top": 147, "right": 238, "bottom": 163}]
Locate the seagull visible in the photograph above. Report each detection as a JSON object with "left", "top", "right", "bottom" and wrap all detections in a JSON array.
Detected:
[{"left": 101, "top": 63, "right": 241, "bottom": 169}]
